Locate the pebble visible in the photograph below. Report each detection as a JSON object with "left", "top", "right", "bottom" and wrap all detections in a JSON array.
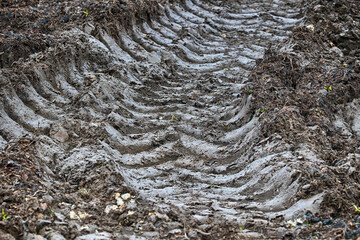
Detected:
[
  {"left": 74, "top": 232, "right": 111, "bottom": 240},
  {"left": 238, "top": 232, "right": 265, "bottom": 239},
  {"left": 48, "top": 233, "right": 66, "bottom": 240},
  {"left": 116, "top": 198, "right": 124, "bottom": 206},
  {"left": 36, "top": 219, "right": 52, "bottom": 230},
  {"left": 104, "top": 205, "right": 118, "bottom": 214},
  {"left": 314, "top": 5, "right": 324, "bottom": 12},
  {"left": 42, "top": 195, "right": 54, "bottom": 204},
  {"left": 53, "top": 129, "right": 69, "bottom": 143},
  {"left": 54, "top": 212, "right": 66, "bottom": 221},
  {"left": 23, "top": 234, "right": 46, "bottom": 240},
  {"left": 332, "top": 220, "right": 346, "bottom": 229},
  {"left": 121, "top": 193, "right": 131, "bottom": 200},
  {"left": 69, "top": 210, "right": 79, "bottom": 220},
  {"left": 322, "top": 219, "right": 333, "bottom": 225},
  {"left": 168, "top": 229, "right": 182, "bottom": 235},
  {"left": 310, "top": 217, "right": 321, "bottom": 223}
]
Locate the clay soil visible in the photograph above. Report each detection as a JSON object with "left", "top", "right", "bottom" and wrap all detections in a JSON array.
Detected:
[{"left": 1, "top": 0, "right": 360, "bottom": 239}]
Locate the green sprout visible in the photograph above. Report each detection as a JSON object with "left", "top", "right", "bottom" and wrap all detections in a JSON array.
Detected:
[
  {"left": 354, "top": 205, "right": 360, "bottom": 213},
  {"left": 247, "top": 89, "right": 252, "bottom": 94},
  {"left": 79, "top": 187, "right": 89, "bottom": 194},
  {"left": 323, "top": 86, "right": 332, "bottom": 92},
  {"left": 239, "top": 226, "right": 243, "bottom": 230},
  {"left": 83, "top": 9, "right": 89, "bottom": 17},
  {"left": 258, "top": 107, "right": 268, "bottom": 113},
  {"left": 1, "top": 209, "right": 10, "bottom": 221},
  {"left": 171, "top": 115, "right": 179, "bottom": 121}
]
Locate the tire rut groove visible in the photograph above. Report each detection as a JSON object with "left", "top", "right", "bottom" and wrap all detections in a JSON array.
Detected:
[{"left": 0, "top": 0, "right": 306, "bottom": 225}]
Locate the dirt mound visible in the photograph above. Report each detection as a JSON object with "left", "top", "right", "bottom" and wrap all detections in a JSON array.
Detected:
[
  {"left": 250, "top": 0, "right": 360, "bottom": 238},
  {"left": 0, "top": 0, "right": 360, "bottom": 239}
]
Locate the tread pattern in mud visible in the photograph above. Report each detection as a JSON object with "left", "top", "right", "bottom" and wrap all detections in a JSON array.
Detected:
[{"left": 0, "top": 0, "right": 308, "bottom": 220}]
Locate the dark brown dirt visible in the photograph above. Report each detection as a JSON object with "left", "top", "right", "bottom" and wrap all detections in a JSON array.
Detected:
[{"left": 249, "top": 0, "right": 360, "bottom": 238}]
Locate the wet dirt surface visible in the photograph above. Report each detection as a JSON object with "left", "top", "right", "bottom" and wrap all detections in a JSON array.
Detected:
[{"left": 0, "top": 0, "right": 360, "bottom": 239}]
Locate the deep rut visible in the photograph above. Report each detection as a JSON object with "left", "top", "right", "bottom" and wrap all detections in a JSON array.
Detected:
[{"left": 0, "top": 0, "right": 310, "bottom": 231}]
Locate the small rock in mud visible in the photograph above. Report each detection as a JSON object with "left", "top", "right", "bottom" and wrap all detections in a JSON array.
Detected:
[
  {"left": 23, "top": 234, "right": 46, "bottom": 240},
  {"left": 238, "top": 232, "right": 265, "bottom": 239},
  {"left": 48, "top": 233, "right": 66, "bottom": 240},
  {"left": 104, "top": 205, "right": 118, "bottom": 214},
  {"left": 116, "top": 198, "right": 125, "bottom": 206},
  {"left": 42, "top": 195, "right": 54, "bottom": 204},
  {"left": 168, "top": 229, "right": 182, "bottom": 235},
  {"left": 74, "top": 232, "right": 111, "bottom": 240},
  {"left": 121, "top": 193, "right": 131, "bottom": 200},
  {"left": 322, "top": 219, "right": 333, "bottom": 225},
  {"left": 69, "top": 210, "right": 79, "bottom": 220},
  {"left": 51, "top": 126, "right": 69, "bottom": 143}
]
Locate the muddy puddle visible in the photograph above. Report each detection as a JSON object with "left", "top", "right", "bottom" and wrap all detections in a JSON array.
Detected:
[{"left": 1, "top": 0, "right": 360, "bottom": 239}]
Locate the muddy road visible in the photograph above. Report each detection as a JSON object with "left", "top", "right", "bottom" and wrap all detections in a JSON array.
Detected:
[{"left": 1, "top": 0, "right": 360, "bottom": 239}]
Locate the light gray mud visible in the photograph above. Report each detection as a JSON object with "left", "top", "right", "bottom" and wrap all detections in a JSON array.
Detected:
[{"left": 0, "top": 0, "right": 359, "bottom": 239}]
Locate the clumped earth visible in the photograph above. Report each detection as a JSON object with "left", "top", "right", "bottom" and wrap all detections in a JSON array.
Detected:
[{"left": 0, "top": 0, "right": 360, "bottom": 239}]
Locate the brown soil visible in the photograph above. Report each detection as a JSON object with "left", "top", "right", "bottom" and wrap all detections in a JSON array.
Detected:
[{"left": 1, "top": 0, "right": 360, "bottom": 239}]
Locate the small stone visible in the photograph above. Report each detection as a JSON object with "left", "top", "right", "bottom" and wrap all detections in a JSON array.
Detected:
[
  {"left": 127, "top": 210, "right": 135, "bottom": 216},
  {"left": 104, "top": 205, "right": 118, "bottom": 214},
  {"left": 54, "top": 212, "right": 66, "bottom": 221},
  {"left": 168, "top": 229, "right": 182, "bottom": 235},
  {"left": 302, "top": 184, "right": 311, "bottom": 190},
  {"left": 74, "top": 232, "right": 111, "bottom": 240},
  {"left": 330, "top": 47, "right": 344, "bottom": 57},
  {"left": 311, "top": 217, "right": 321, "bottom": 223},
  {"left": 114, "top": 193, "right": 121, "bottom": 200},
  {"left": 333, "top": 220, "right": 346, "bottom": 229},
  {"left": 48, "top": 233, "right": 66, "bottom": 240},
  {"left": 238, "top": 232, "right": 265, "bottom": 239},
  {"left": 306, "top": 24, "right": 314, "bottom": 32},
  {"left": 23, "top": 234, "right": 46, "bottom": 240},
  {"left": 356, "top": 216, "right": 360, "bottom": 223},
  {"left": 320, "top": 174, "right": 328, "bottom": 179},
  {"left": 40, "top": 203, "right": 48, "bottom": 211},
  {"left": 36, "top": 219, "right": 52, "bottom": 229},
  {"left": 322, "top": 219, "right": 333, "bottom": 225},
  {"left": 53, "top": 130, "right": 69, "bottom": 143},
  {"left": 69, "top": 210, "right": 79, "bottom": 220},
  {"left": 187, "top": 231, "right": 198, "bottom": 238},
  {"left": 116, "top": 198, "right": 124, "bottom": 206},
  {"left": 314, "top": 5, "right": 323, "bottom": 12},
  {"left": 42, "top": 195, "right": 54, "bottom": 204},
  {"left": 77, "top": 211, "right": 89, "bottom": 219},
  {"left": 84, "top": 23, "right": 95, "bottom": 34},
  {"left": 121, "top": 193, "right": 131, "bottom": 201}
]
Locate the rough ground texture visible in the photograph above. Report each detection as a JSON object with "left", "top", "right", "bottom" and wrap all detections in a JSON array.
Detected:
[{"left": 0, "top": 0, "right": 359, "bottom": 239}]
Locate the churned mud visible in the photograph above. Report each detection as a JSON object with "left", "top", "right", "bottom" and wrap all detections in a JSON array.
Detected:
[{"left": 0, "top": 0, "right": 359, "bottom": 239}]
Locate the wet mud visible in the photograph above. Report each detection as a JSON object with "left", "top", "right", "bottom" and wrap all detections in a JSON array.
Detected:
[{"left": 0, "top": 0, "right": 359, "bottom": 239}]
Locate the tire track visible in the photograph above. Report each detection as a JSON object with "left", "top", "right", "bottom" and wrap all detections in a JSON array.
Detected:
[{"left": 0, "top": 0, "right": 310, "bottom": 224}]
